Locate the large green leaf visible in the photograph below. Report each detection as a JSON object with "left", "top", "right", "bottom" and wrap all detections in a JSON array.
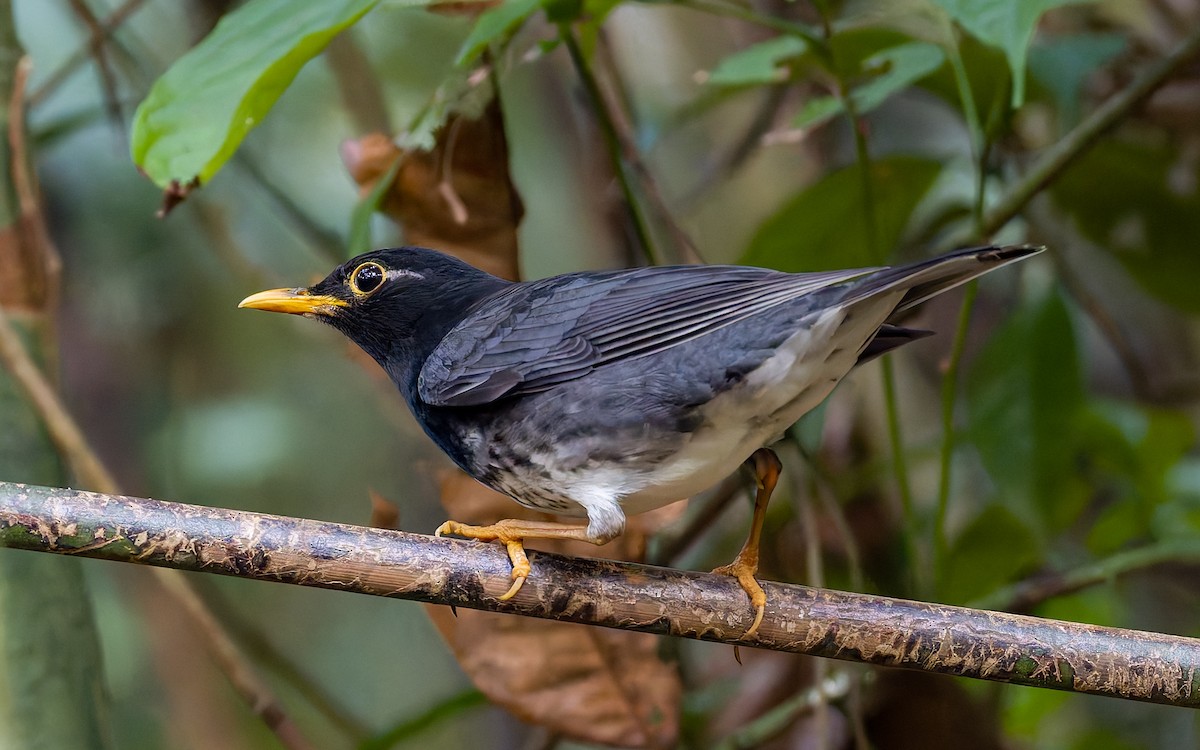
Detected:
[
  {"left": 1028, "top": 33, "right": 1126, "bottom": 129},
  {"left": 741, "top": 156, "right": 942, "bottom": 271},
  {"left": 705, "top": 27, "right": 912, "bottom": 90},
  {"left": 1158, "top": 458, "right": 1200, "bottom": 540},
  {"left": 1081, "top": 403, "right": 1194, "bottom": 553},
  {"left": 131, "top": 0, "right": 383, "bottom": 190},
  {"left": 1051, "top": 139, "right": 1200, "bottom": 314},
  {"left": 933, "top": 0, "right": 1093, "bottom": 107},
  {"left": 705, "top": 36, "right": 808, "bottom": 87},
  {"left": 915, "top": 31, "right": 1012, "bottom": 139},
  {"left": 967, "top": 290, "right": 1088, "bottom": 531}
]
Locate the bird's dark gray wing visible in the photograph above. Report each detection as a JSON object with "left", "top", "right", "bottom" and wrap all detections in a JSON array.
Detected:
[{"left": 417, "top": 264, "right": 874, "bottom": 407}]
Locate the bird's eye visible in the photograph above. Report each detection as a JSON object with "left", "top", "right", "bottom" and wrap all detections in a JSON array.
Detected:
[{"left": 349, "top": 262, "right": 386, "bottom": 296}]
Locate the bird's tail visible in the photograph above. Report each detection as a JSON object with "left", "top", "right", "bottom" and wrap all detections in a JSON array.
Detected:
[{"left": 843, "top": 244, "right": 1043, "bottom": 317}]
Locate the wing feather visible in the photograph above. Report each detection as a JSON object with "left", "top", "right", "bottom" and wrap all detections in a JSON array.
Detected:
[{"left": 417, "top": 264, "right": 875, "bottom": 406}]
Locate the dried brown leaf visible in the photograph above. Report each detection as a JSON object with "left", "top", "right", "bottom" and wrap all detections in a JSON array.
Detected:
[
  {"left": 428, "top": 473, "right": 683, "bottom": 747},
  {"left": 367, "top": 488, "right": 400, "bottom": 530},
  {"left": 1, "top": 56, "right": 59, "bottom": 313},
  {"left": 341, "top": 100, "right": 523, "bottom": 282},
  {"left": 0, "top": 219, "right": 45, "bottom": 311},
  {"left": 427, "top": 602, "right": 679, "bottom": 748}
]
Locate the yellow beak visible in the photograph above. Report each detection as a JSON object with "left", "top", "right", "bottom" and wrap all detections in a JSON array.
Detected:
[{"left": 238, "top": 288, "right": 348, "bottom": 316}]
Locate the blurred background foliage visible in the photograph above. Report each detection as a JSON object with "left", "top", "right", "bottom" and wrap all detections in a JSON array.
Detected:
[{"left": 3, "top": 0, "right": 1200, "bottom": 747}]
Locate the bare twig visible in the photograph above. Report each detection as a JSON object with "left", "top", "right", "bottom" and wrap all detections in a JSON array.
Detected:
[
  {"left": 64, "top": 0, "right": 124, "bottom": 133},
  {"left": 972, "top": 540, "right": 1200, "bottom": 613},
  {"left": 151, "top": 570, "right": 316, "bottom": 750},
  {"left": 6, "top": 54, "right": 62, "bottom": 348},
  {"left": 27, "top": 0, "right": 148, "bottom": 109},
  {"left": 790, "top": 450, "right": 834, "bottom": 749},
  {"left": 203, "top": 585, "right": 373, "bottom": 742},
  {"left": 714, "top": 671, "right": 854, "bottom": 750},
  {"left": 0, "top": 299, "right": 316, "bottom": 750},
  {"left": 0, "top": 306, "right": 109, "bottom": 490},
  {"left": 593, "top": 34, "right": 704, "bottom": 263},
  {"left": 560, "top": 25, "right": 661, "bottom": 265},
  {"left": 3, "top": 482, "right": 1200, "bottom": 709},
  {"left": 946, "top": 23, "right": 1200, "bottom": 248}
]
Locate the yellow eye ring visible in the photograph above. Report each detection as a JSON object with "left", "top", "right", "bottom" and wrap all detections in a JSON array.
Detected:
[{"left": 348, "top": 262, "right": 386, "bottom": 296}]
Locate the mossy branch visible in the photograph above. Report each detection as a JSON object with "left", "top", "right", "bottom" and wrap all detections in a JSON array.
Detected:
[{"left": 3, "top": 481, "right": 1199, "bottom": 709}]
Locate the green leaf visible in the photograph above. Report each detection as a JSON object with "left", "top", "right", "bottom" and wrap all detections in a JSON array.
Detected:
[
  {"left": 1158, "top": 459, "right": 1200, "bottom": 539},
  {"left": 1028, "top": 33, "right": 1126, "bottom": 129},
  {"left": 967, "top": 290, "right": 1088, "bottom": 531},
  {"left": 933, "top": 0, "right": 1094, "bottom": 107},
  {"left": 456, "top": 0, "right": 543, "bottom": 67},
  {"left": 941, "top": 505, "right": 1040, "bottom": 604},
  {"left": 855, "top": 43, "right": 946, "bottom": 110},
  {"left": 793, "top": 96, "right": 842, "bottom": 129},
  {"left": 704, "top": 36, "right": 807, "bottom": 87},
  {"left": 1082, "top": 403, "right": 1194, "bottom": 549},
  {"left": 131, "top": 0, "right": 383, "bottom": 190},
  {"left": 1099, "top": 403, "right": 1193, "bottom": 506},
  {"left": 794, "top": 42, "right": 945, "bottom": 129},
  {"left": 824, "top": 27, "right": 916, "bottom": 81},
  {"left": 1050, "top": 139, "right": 1200, "bottom": 314},
  {"left": 917, "top": 31, "right": 1012, "bottom": 139},
  {"left": 741, "top": 156, "right": 942, "bottom": 271}
]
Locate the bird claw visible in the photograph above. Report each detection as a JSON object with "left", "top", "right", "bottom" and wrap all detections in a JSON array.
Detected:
[
  {"left": 499, "top": 539, "right": 531, "bottom": 600},
  {"left": 498, "top": 573, "right": 526, "bottom": 600},
  {"left": 713, "top": 556, "right": 767, "bottom": 640},
  {"left": 435, "top": 519, "right": 531, "bottom": 600}
]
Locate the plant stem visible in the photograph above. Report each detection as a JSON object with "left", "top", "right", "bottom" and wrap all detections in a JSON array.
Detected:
[
  {"left": 560, "top": 25, "right": 661, "bottom": 265},
  {"left": 881, "top": 357, "right": 920, "bottom": 590},
  {"left": 933, "top": 281, "right": 978, "bottom": 576},
  {"left": 831, "top": 25, "right": 917, "bottom": 572},
  {"left": 941, "top": 23, "right": 1200, "bottom": 249},
  {"left": 971, "top": 539, "right": 1200, "bottom": 612}
]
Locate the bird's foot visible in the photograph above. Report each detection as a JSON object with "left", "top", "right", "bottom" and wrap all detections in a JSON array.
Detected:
[
  {"left": 436, "top": 519, "right": 532, "bottom": 599},
  {"left": 712, "top": 550, "right": 767, "bottom": 639},
  {"left": 435, "top": 518, "right": 596, "bottom": 601},
  {"left": 714, "top": 447, "right": 781, "bottom": 640}
]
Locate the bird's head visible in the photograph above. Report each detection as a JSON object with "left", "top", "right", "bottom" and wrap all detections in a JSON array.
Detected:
[{"left": 239, "top": 246, "right": 510, "bottom": 382}]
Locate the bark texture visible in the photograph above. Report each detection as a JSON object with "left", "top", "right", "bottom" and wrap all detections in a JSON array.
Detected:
[{"left": 2, "top": 481, "right": 1198, "bottom": 709}]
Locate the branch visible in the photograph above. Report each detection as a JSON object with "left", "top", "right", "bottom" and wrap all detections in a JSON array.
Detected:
[
  {"left": 4, "top": 482, "right": 1200, "bottom": 709},
  {"left": 946, "top": 23, "right": 1200, "bottom": 247},
  {"left": 26, "top": 0, "right": 148, "bottom": 110},
  {"left": 972, "top": 539, "right": 1200, "bottom": 613},
  {"left": 560, "top": 25, "right": 662, "bottom": 266}
]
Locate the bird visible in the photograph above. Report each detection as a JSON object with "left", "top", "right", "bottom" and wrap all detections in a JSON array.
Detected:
[{"left": 239, "top": 243, "right": 1041, "bottom": 637}]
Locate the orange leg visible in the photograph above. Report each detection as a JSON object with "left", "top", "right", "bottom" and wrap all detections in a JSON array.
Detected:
[
  {"left": 712, "top": 447, "right": 781, "bottom": 639},
  {"left": 435, "top": 518, "right": 603, "bottom": 600}
]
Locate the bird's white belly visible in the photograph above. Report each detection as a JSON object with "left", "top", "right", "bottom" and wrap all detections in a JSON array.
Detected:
[{"left": 618, "top": 307, "right": 864, "bottom": 514}]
